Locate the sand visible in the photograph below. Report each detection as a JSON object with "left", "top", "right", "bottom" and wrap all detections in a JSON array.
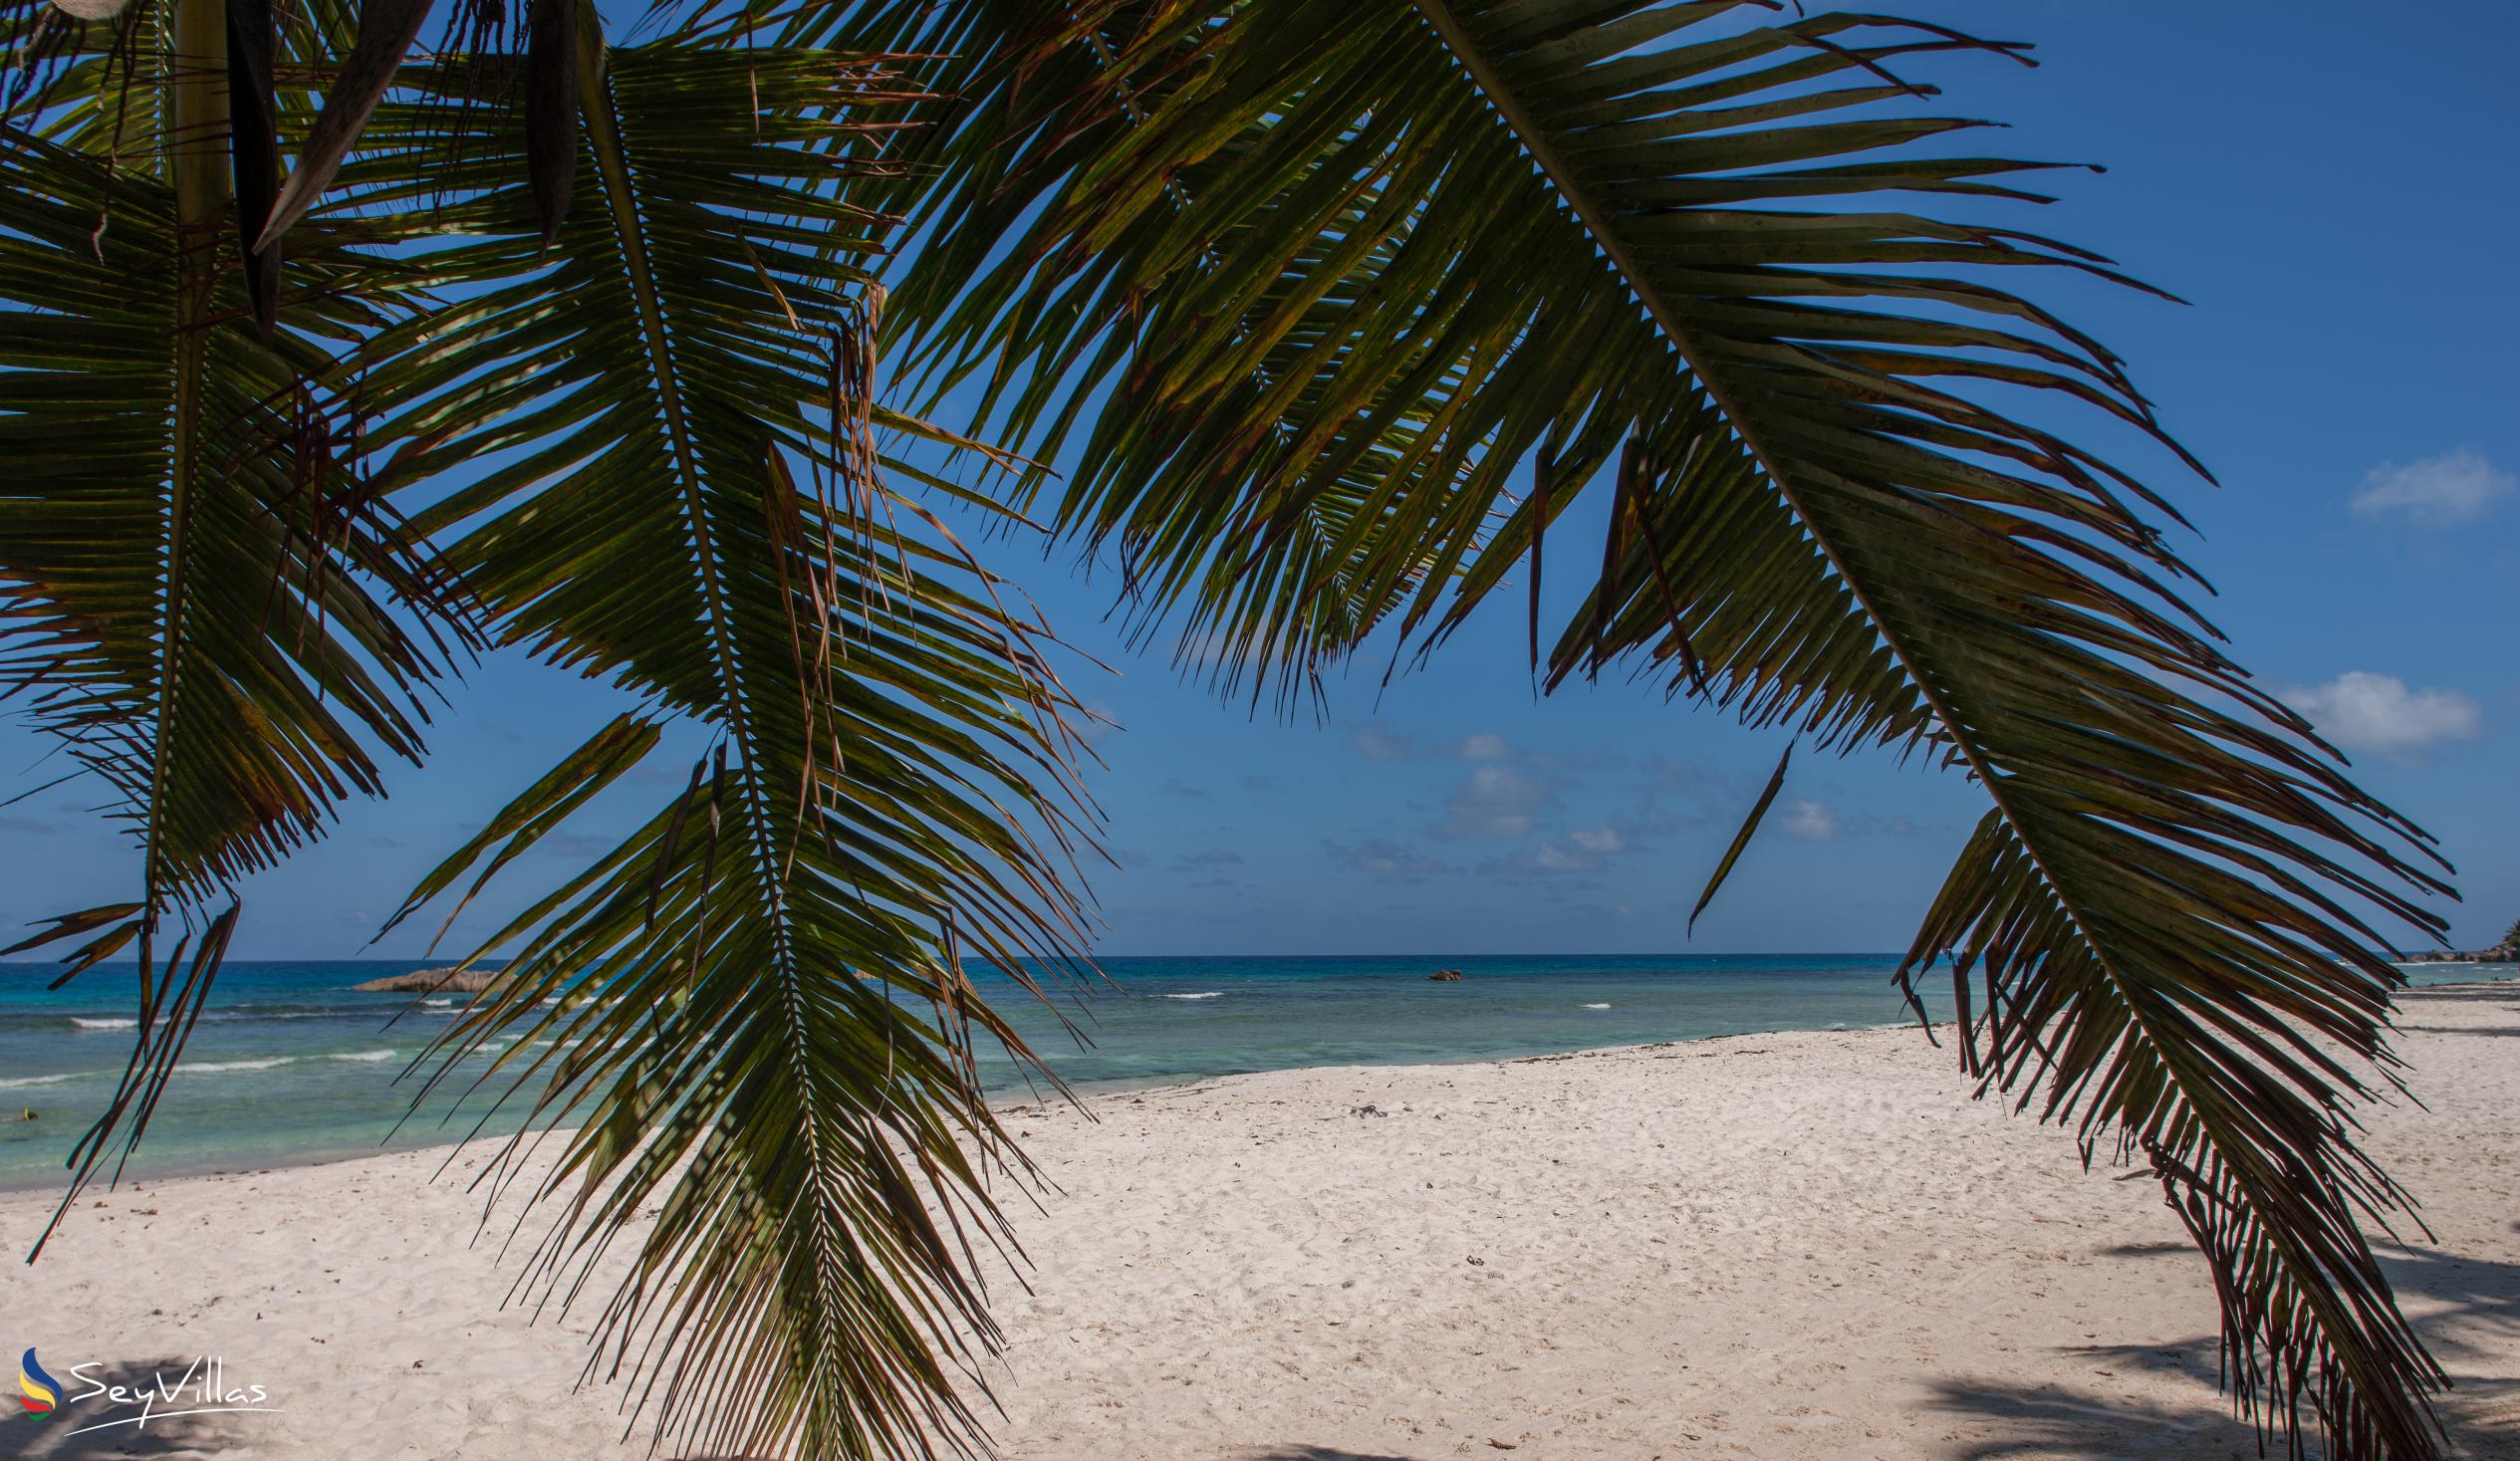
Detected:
[{"left": 4, "top": 983, "right": 2515, "bottom": 1460}]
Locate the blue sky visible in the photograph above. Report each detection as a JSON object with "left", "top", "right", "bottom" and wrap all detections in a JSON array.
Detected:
[{"left": 4, "top": 2, "right": 2514, "bottom": 959}]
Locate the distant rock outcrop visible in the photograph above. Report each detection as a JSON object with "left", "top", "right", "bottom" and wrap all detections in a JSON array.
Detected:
[
  {"left": 1428, "top": 967, "right": 1465, "bottom": 982},
  {"left": 351, "top": 967, "right": 510, "bottom": 994},
  {"left": 2402, "top": 945, "right": 2519, "bottom": 965}
]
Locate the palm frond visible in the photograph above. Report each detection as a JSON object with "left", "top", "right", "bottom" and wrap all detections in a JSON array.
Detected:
[
  {"left": 337, "top": 21, "right": 1101, "bottom": 1458},
  {"left": 0, "top": 0, "right": 459, "bottom": 1232},
  {"left": 862, "top": 2, "right": 2457, "bottom": 1455}
]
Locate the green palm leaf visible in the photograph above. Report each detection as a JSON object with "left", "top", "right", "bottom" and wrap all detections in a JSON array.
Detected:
[
  {"left": 335, "top": 17, "right": 1101, "bottom": 1457},
  {"left": 856, "top": 3, "right": 2458, "bottom": 1455},
  {"left": 0, "top": 0, "right": 456, "bottom": 1235}
]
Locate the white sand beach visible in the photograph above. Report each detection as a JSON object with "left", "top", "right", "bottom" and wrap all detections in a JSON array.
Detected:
[{"left": 4, "top": 982, "right": 2514, "bottom": 1460}]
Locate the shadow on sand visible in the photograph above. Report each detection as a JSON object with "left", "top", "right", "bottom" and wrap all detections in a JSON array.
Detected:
[
  {"left": 1925, "top": 1378, "right": 2268, "bottom": 1460},
  {"left": 1929, "top": 1239, "right": 2520, "bottom": 1457},
  {"left": 2394, "top": 983, "right": 2520, "bottom": 1039}
]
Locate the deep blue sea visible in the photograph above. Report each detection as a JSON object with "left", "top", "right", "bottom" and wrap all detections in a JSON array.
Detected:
[{"left": 3, "top": 954, "right": 2509, "bottom": 1190}]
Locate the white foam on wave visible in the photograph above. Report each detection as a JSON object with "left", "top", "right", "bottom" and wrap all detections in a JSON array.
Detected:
[
  {"left": 1580, "top": 1003, "right": 1612, "bottom": 1010},
  {"left": 423, "top": 998, "right": 456, "bottom": 1009},
  {"left": 181, "top": 1057, "right": 295, "bottom": 1074},
  {"left": 0, "top": 1072, "right": 93, "bottom": 1090},
  {"left": 71, "top": 1017, "right": 138, "bottom": 1031},
  {"left": 1156, "top": 991, "right": 1223, "bottom": 1001},
  {"left": 329, "top": 1050, "right": 397, "bottom": 1064}
]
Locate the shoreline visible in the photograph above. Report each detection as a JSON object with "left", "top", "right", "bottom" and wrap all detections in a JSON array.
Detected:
[
  {"left": 0, "top": 1023, "right": 1924, "bottom": 1198},
  {"left": 7, "top": 972, "right": 2513, "bottom": 1199},
  {"left": 3, "top": 983, "right": 2514, "bottom": 1458}
]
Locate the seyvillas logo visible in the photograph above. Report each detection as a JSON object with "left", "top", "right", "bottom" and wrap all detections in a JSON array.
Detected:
[
  {"left": 18, "top": 1348, "right": 61, "bottom": 1415},
  {"left": 13, "top": 1352, "right": 281, "bottom": 1437}
]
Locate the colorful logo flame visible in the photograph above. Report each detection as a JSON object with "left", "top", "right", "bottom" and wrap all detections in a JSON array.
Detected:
[{"left": 18, "top": 1348, "right": 61, "bottom": 1416}]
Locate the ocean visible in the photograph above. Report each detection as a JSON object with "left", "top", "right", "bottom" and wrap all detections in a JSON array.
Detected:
[{"left": 3, "top": 954, "right": 2509, "bottom": 1191}]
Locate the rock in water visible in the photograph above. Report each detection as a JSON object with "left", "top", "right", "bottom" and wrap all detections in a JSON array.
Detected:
[
  {"left": 351, "top": 967, "right": 510, "bottom": 994},
  {"left": 1427, "top": 968, "right": 1465, "bottom": 982}
]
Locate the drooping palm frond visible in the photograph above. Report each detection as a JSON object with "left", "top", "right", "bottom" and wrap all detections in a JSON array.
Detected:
[
  {"left": 330, "top": 19, "right": 1101, "bottom": 1458},
  {"left": 9, "top": 9, "right": 1107, "bottom": 1454},
  {"left": 739, "top": 0, "right": 1500, "bottom": 715},
  {"left": 836, "top": 2, "right": 2457, "bottom": 1455},
  {"left": 3, "top": 1, "right": 2471, "bottom": 1457},
  {"left": 0, "top": 0, "right": 460, "bottom": 1236}
]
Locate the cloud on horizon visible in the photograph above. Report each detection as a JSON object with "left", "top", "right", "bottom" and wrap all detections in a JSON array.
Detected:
[
  {"left": 2350, "top": 449, "right": 2513, "bottom": 527},
  {"left": 1428, "top": 764, "right": 1549, "bottom": 839},
  {"left": 1779, "top": 799, "right": 1841, "bottom": 842},
  {"left": 1479, "top": 824, "right": 1629, "bottom": 877},
  {"left": 2284, "top": 671, "right": 2482, "bottom": 757},
  {"left": 1352, "top": 724, "right": 1513, "bottom": 764},
  {"left": 1326, "top": 838, "right": 1453, "bottom": 884}
]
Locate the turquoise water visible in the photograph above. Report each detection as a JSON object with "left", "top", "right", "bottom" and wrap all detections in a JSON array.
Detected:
[{"left": 3, "top": 954, "right": 2509, "bottom": 1190}]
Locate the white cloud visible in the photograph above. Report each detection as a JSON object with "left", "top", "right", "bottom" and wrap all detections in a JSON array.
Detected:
[
  {"left": 1328, "top": 838, "right": 1451, "bottom": 884},
  {"left": 1779, "top": 799, "right": 1839, "bottom": 842},
  {"left": 1477, "top": 823, "right": 1640, "bottom": 879},
  {"left": 2285, "top": 671, "right": 2482, "bottom": 757},
  {"left": 1351, "top": 724, "right": 1413, "bottom": 761},
  {"left": 1430, "top": 765, "right": 1547, "bottom": 839},
  {"left": 2350, "top": 449, "right": 2513, "bottom": 527},
  {"left": 1567, "top": 826, "right": 1625, "bottom": 856},
  {"left": 1353, "top": 724, "right": 1515, "bottom": 763},
  {"left": 1538, "top": 831, "right": 1620, "bottom": 871}
]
